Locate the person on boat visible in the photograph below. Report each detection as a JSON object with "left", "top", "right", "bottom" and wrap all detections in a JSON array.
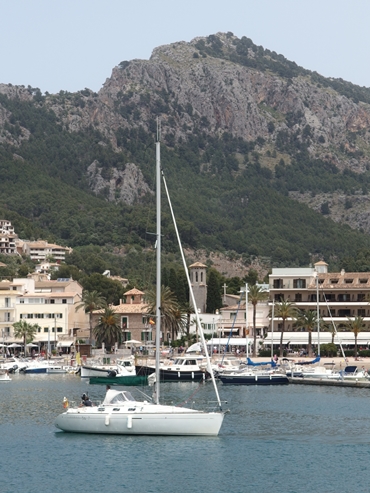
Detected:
[{"left": 80, "top": 393, "right": 93, "bottom": 407}]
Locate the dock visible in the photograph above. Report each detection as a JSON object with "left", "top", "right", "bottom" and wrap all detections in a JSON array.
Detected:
[{"left": 288, "top": 377, "right": 370, "bottom": 388}]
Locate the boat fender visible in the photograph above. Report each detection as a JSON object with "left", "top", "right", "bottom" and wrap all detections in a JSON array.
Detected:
[
  {"left": 105, "top": 414, "right": 111, "bottom": 426},
  {"left": 108, "top": 370, "right": 117, "bottom": 378},
  {"left": 63, "top": 397, "right": 69, "bottom": 408},
  {"left": 192, "top": 372, "right": 194, "bottom": 380},
  {"left": 127, "top": 416, "right": 132, "bottom": 429}
]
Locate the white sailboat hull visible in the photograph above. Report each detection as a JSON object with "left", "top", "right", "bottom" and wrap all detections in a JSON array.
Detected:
[{"left": 55, "top": 405, "right": 224, "bottom": 436}]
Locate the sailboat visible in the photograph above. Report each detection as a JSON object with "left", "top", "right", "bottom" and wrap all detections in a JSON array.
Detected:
[{"left": 54, "top": 132, "right": 225, "bottom": 436}]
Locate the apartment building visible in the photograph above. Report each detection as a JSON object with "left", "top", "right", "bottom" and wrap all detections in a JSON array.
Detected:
[
  {"left": 19, "top": 240, "right": 72, "bottom": 262},
  {"left": 0, "top": 220, "right": 18, "bottom": 255},
  {"left": 267, "top": 261, "right": 370, "bottom": 347},
  {"left": 13, "top": 279, "right": 88, "bottom": 348}
]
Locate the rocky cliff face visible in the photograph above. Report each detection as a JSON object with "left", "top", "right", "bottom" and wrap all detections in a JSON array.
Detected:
[
  {"left": 2, "top": 32, "right": 370, "bottom": 222},
  {"left": 40, "top": 32, "right": 370, "bottom": 175}
]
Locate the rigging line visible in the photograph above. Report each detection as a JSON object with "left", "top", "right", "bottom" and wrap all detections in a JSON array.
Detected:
[
  {"left": 161, "top": 167, "right": 223, "bottom": 410},
  {"left": 221, "top": 292, "right": 244, "bottom": 366},
  {"left": 175, "top": 381, "right": 205, "bottom": 408},
  {"left": 318, "top": 284, "right": 346, "bottom": 360}
]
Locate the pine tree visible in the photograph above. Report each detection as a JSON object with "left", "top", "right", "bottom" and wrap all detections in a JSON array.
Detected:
[{"left": 206, "top": 270, "right": 222, "bottom": 313}]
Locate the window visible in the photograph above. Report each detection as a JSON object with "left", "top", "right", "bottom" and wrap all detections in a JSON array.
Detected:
[
  {"left": 274, "top": 293, "right": 284, "bottom": 301},
  {"left": 273, "top": 279, "right": 283, "bottom": 289},
  {"left": 62, "top": 299, "right": 67, "bottom": 304},
  {"left": 57, "top": 327, "right": 63, "bottom": 333},
  {"left": 358, "top": 294, "right": 365, "bottom": 302},
  {"left": 196, "top": 272, "right": 198, "bottom": 282},
  {"left": 338, "top": 294, "right": 350, "bottom": 302},
  {"left": 50, "top": 299, "right": 55, "bottom": 304},
  {"left": 43, "top": 328, "right": 49, "bottom": 333},
  {"left": 358, "top": 309, "right": 366, "bottom": 317},
  {"left": 293, "top": 279, "right": 306, "bottom": 289},
  {"left": 344, "top": 279, "right": 353, "bottom": 284},
  {"left": 230, "top": 312, "right": 237, "bottom": 319},
  {"left": 141, "top": 331, "right": 152, "bottom": 342},
  {"left": 330, "top": 279, "right": 338, "bottom": 284},
  {"left": 121, "top": 317, "right": 128, "bottom": 329},
  {"left": 325, "top": 294, "right": 335, "bottom": 302},
  {"left": 201, "top": 272, "right": 203, "bottom": 282},
  {"left": 5, "top": 298, "right": 10, "bottom": 308},
  {"left": 295, "top": 293, "right": 302, "bottom": 302},
  {"left": 123, "top": 331, "right": 131, "bottom": 342},
  {"left": 359, "top": 279, "right": 368, "bottom": 284},
  {"left": 19, "top": 299, "right": 24, "bottom": 304}
]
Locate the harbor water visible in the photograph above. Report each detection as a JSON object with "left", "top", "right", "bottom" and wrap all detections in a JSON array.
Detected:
[{"left": 1, "top": 373, "right": 370, "bottom": 493}]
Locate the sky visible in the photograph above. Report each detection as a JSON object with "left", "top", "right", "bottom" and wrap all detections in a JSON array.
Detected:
[{"left": 1, "top": 0, "right": 370, "bottom": 94}]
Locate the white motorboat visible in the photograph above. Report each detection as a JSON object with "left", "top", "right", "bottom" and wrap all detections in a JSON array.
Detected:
[
  {"left": 219, "top": 367, "right": 289, "bottom": 385},
  {"left": 136, "top": 355, "right": 209, "bottom": 382},
  {"left": 327, "top": 365, "right": 370, "bottom": 381},
  {"left": 21, "top": 360, "right": 64, "bottom": 374},
  {"left": 55, "top": 133, "right": 225, "bottom": 436},
  {"left": 81, "top": 357, "right": 136, "bottom": 378},
  {"left": 0, "top": 357, "right": 28, "bottom": 373}
]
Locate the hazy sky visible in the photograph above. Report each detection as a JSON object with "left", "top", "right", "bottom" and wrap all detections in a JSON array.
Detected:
[{"left": 2, "top": 0, "right": 370, "bottom": 94}]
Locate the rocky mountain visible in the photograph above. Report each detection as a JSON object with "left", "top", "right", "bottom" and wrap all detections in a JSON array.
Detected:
[{"left": 1, "top": 32, "right": 370, "bottom": 272}]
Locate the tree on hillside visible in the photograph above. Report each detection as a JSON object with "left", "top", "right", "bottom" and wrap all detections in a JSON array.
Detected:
[
  {"left": 248, "top": 284, "right": 268, "bottom": 357},
  {"left": 13, "top": 320, "right": 40, "bottom": 356},
  {"left": 206, "top": 270, "right": 222, "bottom": 313},
  {"left": 75, "top": 290, "right": 106, "bottom": 344},
  {"left": 274, "top": 300, "right": 297, "bottom": 357}
]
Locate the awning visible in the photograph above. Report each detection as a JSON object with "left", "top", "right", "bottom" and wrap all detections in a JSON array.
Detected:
[
  {"left": 207, "top": 338, "right": 252, "bottom": 346},
  {"left": 57, "top": 340, "right": 74, "bottom": 347},
  {"left": 263, "top": 331, "right": 370, "bottom": 345}
]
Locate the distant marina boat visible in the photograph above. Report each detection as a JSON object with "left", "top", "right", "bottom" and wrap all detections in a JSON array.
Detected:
[
  {"left": 136, "top": 356, "right": 209, "bottom": 382},
  {"left": 80, "top": 358, "right": 136, "bottom": 378},
  {"left": 219, "top": 368, "right": 289, "bottom": 385}
]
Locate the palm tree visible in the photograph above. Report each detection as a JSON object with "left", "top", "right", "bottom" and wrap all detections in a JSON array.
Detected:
[
  {"left": 13, "top": 320, "right": 40, "bottom": 356},
  {"left": 274, "top": 300, "right": 297, "bottom": 357},
  {"left": 248, "top": 284, "right": 268, "bottom": 357},
  {"left": 345, "top": 315, "right": 366, "bottom": 359},
  {"left": 145, "top": 286, "right": 183, "bottom": 343},
  {"left": 75, "top": 290, "right": 106, "bottom": 344},
  {"left": 93, "top": 307, "right": 121, "bottom": 351},
  {"left": 294, "top": 309, "right": 318, "bottom": 357},
  {"left": 180, "top": 301, "right": 195, "bottom": 340}
]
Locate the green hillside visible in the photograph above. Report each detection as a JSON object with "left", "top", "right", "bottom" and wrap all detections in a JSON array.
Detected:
[{"left": 1, "top": 90, "right": 370, "bottom": 278}]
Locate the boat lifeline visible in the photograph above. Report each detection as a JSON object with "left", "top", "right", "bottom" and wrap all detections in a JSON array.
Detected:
[{"left": 55, "top": 130, "right": 225, "bottom": 436}]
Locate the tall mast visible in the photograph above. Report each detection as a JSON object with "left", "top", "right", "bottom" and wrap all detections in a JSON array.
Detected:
[{"left": 154, "top": 124, "right": 161, "bottom": 405}]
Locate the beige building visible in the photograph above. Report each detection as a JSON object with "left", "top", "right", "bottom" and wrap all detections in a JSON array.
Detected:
[
  {"left": 267, "top": 261, "right": 370, "bottom": 348},
  {"left": 13, "top": 279, "right": 88, "bottom": 348},
  {"left": 19, "top": 240, "right": 72, "bottom": 262},
  {"left": 92, "top": 288, "right": 155, "bottom": 346}
]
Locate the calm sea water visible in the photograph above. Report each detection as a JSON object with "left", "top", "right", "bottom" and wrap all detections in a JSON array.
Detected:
[{"left": 1, "top": 373, "right": 370, "bottom": 493}]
